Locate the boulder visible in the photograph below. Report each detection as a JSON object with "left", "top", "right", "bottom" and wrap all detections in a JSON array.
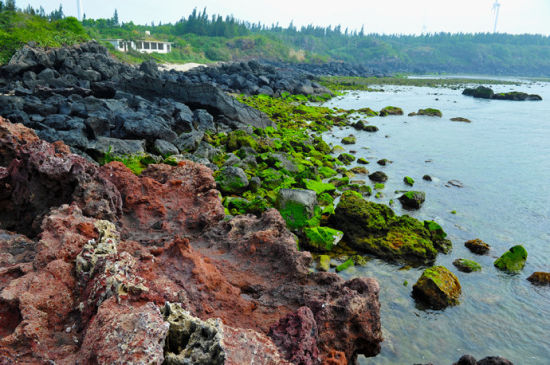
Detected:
[
  {"left": 193, "top": 109, "right": 216, "bottom": 132},
  {"left": 527, "top": 272, "right": 550, "bottom": 285},
  {"left": 341, "top": 135, "right": 356, "bottom": 144},
  {"left": 154, "top": 139, "right": 179, "bottom": 156},
  {"left": 379, "top": 106, "right": 403, "bottom": 116},
  {"left": 453, "top": 258, "right": 482, "bottom": 273},
  {"left": 337, "top": 153, "right": 355, "bottom": 165},
  {"left": 462, "top": 86, "right": 494, "bottom": 99},
  {"left": 216, "top": 166, "right": 249, "bottom": 194},
  {"left": 330, "top": 191, "right": 447, "bottom": 265},
  {"left": 412, "top": 266, "right": 461, "bottom": 309},
  {"left": 494, "top": 245, "right": 527, "bottom": 273},
  {"left": 276, "top": 188, "right": 317, "bottom": 230},
  {"left": 369, "top": 171, "right": 388, "bottom": 183},
  {"left": 408, "top": 108, "right": 442, "bottom": 117},
  {"left": 454, "top": 355, "right": 514, "bottom": 365},
  {"left": 174, "top": 131, "right": 204, "bottom": 152},
  {"left": 464, "top": 238, "right": 490, "bottom": 255},
  {"left": 492, "top": 91, "right": 542, "bottom": 101},
  {"left": 398, "top": 191, "right": 426, "bottom": 209},
  {"left": 87, "top": 137, "right": 145, "bottom": 158},
  {"left": 303, "top": 226, "right": 344, "bottom": 252}
]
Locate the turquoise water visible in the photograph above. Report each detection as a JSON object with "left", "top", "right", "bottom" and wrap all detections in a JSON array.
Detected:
[{"left": 322, "top": 83, "right": 550, "bottom": 364}]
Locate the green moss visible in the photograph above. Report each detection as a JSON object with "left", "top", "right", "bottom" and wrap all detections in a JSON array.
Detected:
[
  {"left": 413, "top": 266, "right": 461, "bottom": 309},
  {"left": 279, "top": 201, "right": 311, "bottom": 230},
  {"left": 303, "top": 226, "right": 343, "bottom": 252},
  {"left": 404, "top": 176, "right": 415, "bottom": 186},
  {"left": 379, "top": 106, "right": 404, "bottom": 117},
  {"left": 336, "top": 258, "right": 354, "bottom": 272},
  {"left": 374, "top": 183, "right": 385, "bottom": 190},
  {"left": 318, "top": 166, "right": 338, "bottom": 178},
  {"left": 357, "top": 157, "right": 369, "bottom": 164},
  {"left": 304, "top": 179, "right": 336, "bottom": 195},
  {"left": 318, "top": 255, "right": 331, "bottom": 272},
  {"left": 453, "top": 258, "right": 482, "bottom": 272},
  {"left": 341, "top": 135, "right": 356, "bottom": 145},
  {"left": 318, "top": 193, "right": 334, "bottom": 206},
  {"left": 494, "top": 245, "right": 528, "bottom": 273},
  {"left": 337, "top": 153, "right": 356, "bottom": 165},
  {"left": 226, "top": 130, "right": 258, "bottom": 152},
  {"left": 100, "top": 149, "right": 154, "bottom": 175}
]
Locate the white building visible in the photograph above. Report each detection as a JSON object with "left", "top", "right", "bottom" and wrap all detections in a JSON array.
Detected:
[{"left": 104, "top": 39, "right": 173, "bottom": 54}]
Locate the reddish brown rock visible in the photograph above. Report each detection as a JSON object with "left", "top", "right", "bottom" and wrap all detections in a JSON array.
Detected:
[
  {"left": 269, "top": 306, "right": 320, "bottom": 364},
  {"left": 0, "top": 117, "right": 121, "bottom": 238},
  {"left": 0, "top": 119, "right": 382, "bottom": 364},
  {"left": 527, "top": 272, "right": 550, "bottom": 285}
]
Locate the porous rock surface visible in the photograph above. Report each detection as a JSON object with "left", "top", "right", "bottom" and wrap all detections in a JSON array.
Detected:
[{"left": 0, "top": 118, "right": 382, "bottom": 364}]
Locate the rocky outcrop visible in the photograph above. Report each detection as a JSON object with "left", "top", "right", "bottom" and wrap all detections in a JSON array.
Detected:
[
  {"left": 0, "top": 118, "right": 382, "bottom": 364},
  {"left": 0, "top": 42, "right": 274, "bottom": 161},
  {"left": 463, "top": 86, "right": 542, "bottom": 101},
  {"left": 330, "top": 191, "right": 449, "bottom": 265}
]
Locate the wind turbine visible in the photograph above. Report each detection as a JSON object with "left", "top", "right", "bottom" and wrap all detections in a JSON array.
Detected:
[{"left": 492, "top": 0, "right": 501, "bottom": 33}]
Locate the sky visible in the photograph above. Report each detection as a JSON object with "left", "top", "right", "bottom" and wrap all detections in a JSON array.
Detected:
[{"left": 14, "top": 0, "right": 550, "bottom": 35}]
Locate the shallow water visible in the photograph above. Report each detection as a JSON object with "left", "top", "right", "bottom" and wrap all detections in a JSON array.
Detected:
[{"left": 322, "top": 83, "right": 550, "bottom": 364}]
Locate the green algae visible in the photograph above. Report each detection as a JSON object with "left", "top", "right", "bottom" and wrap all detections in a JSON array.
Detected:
[
  {"left": 357, "top": 157, "right": 369, "bottom": 164},
  {"left": 379, "top": 106, "right": 404, "bottom": 117},
  {"left": 494, "top": 245, "right": 528, "bottom": 273},
  {"left": 404, "top": 176, "right": 415, "bottom": 186},
  {"left": 318, "top": 255, "right": 331, "bottom": 271},
  {"left": 413, "top": 266, "right": 461, "bottom": 309},
  {"left": 304, "top": 179, "right": 336, "bottom": 195},
  {"left": 303, "top": 226, "right": 343, "bottom": 252},
  {"left": 336, "top": 258, "right": 354, "bottom": 272},
  {"left": 453, "top": 258, "right": 482, "bottom": 273},
  {"left": 338, "top": 153, "right": 356, "bottom": 165}
]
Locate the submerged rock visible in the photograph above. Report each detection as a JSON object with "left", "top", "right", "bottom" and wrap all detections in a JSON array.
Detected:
[
  {"left": 494, "top": 245, "right": 528, "bottom": 273},
  {"left": 412, "top": 266, "right": 461, "bottom": 309},
  {"left": 451, "top": 117, "right": 471, "bottom": 123},
  {"left": 368, "top": 171, "right": 388, "bottom": 183},
  {"left": 341, "top": 135, "right": 356, "bottom": 144},
  {"left": 379, "top": 106, "right": 403, "bottom": 116},
  {"left": 330, "top": 191, "right": 449, "bottom": 265},
  {"left": 465, "top": 238, "right": 491, "bottom": 255},
  {"left": 454, "top": 354, "right": 514, "bottom": 365},
  {"left": 462, "top": 86, "right": 494, "bottom": 99},
  {"left": 463, "top": 86, "right": 541, "bottom": 101}
]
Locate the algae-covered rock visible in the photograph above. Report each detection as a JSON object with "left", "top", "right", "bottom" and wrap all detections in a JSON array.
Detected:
[
  {"left": 453, "top": 259, "right": 482, "bottom": 273},
  {"left": 527, "top": 272, "right": 550, "bottom": 285},
  {"left": 330, "top": 191, "right": 447, "bottom": 265},
  {"left": 462, "top": 86, "right": 494, "bottom": 99},
  {"left": 379, "top": 106, "right": 403, "bottom": 116},
  {"left": 341, "top": 135, "right": 356, "bottom": 145},
  {"left": 398, "top": 191, "right": 425, "bottom": 210},
  {"left": 412, "top": 266, "right": 461, "bottom": 309},
  {"left": 464, "top": 238, "right": 490, "bottom": 255},
  {"left": 304, "top": 179, "right": 336, "bottom": 195},
  {"left": 318, "top": 166, "right": 338, "bottom": 178},
  {"left": 350, "top": 166, "right": 368, "bottom": 175},
  {"left": 357, "top": 157, "right": 369, "bottom": 164},
  {"left": 226, "top": 130, "right": 258, "bottom": 151},
  {"left": 276, "top": 188, "right": 317, "bottom": 230},
  {"left": 368, "top": 171, "right": 388, "bottom": 183},
  {"left": 450, "top": 117, "right": 471, "bottom": 123},
  {"left": 408, "top": 108, "right": 442, "bottom": 117},
  {"left": 336, "top": 258, "right": 354, "bottom": 272},
  {"left": 337, "top": 153, "right": 355, "bottom": 165},
  {"left": 216, "top": 166, "right": 249, "bottom": 194},
  {"left": 318, "top": 255, "right": 331, "bottom": 272},
  {"left": 494, "top": 245, "right": 527, "bottom": 273},
  {"left": 424, "top": 220, "right": 452, "bottom": 253},
  {"left": 403, "top": 176, "right": 414, "bottom": 186},
  {"left": 303, "top": 226, "right": 343, "bottom": 252}
]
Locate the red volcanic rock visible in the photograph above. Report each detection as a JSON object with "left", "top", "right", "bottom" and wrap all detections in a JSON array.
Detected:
[
  {"left": 269, "top": 306, "right": 320, "bottom": 364},
  {"left": 0, "top": 117, "right": 121, "bottom": 238},
  {"left": 100, "top": 161, "right": 224, "bottom": 244},
  {"left": 0, "top": 119, "right": 382, "bottom": 364},
  {"left": 79, "top": 299, "right": 169, "bottom": 364}
]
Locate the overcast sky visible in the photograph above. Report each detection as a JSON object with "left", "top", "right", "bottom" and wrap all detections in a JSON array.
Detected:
[{"left": 14, "top": 0, "right": 550, "bottom": 35}]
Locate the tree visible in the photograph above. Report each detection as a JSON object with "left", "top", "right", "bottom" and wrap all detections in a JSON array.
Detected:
[
  {"left": 112, "top": 9, "right": 119, "bottom": 25},
  {"left": 5, "top": 0, "right": 16, "bottom": 12}
]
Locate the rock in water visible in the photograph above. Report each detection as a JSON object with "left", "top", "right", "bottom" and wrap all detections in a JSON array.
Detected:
[
  {"left": 330, "top": 191, "right": 448, "bottom": 265},
  {"left": 464, "top": 238, "right": 491, "bottom": 254},
  {"left": 368, "top": 171, "right": 388, "bottom": 182},
  {"left": 494, "top": 245, "right": 527, "bottom": 273},
  {"left": 412, "top": 266, "right": 461, "bottom": 309},
  {"left": 398, "top": 191, "right": 426, "bottom": 209},
  {"left": 462, "top": 86, "right": 494, "bottom": 99},
  {"left": 453, "top": 258, "right": 482, "bottom": 273},
  {"left": 527, "top": 272, "right": 550, "bottom": 285}
]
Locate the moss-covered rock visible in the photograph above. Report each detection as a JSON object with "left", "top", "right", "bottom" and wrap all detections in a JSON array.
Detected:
[
  {"left": 216, "top": 166, "right": 249, "bottom": 194},
  {"left": 330, "top": 191, "right": 447, "bottom": 265},
  {"left": 318, "top": 255, "right": 331, "bottom": 272},
  {"left": 318, "top": 166, "right": 338, "bottom": 178},
  {"left": 412, "top": 266, "right": 461, "bottom": 309},
  {"left": 464, "top": 239, "right": 490, "bottom": 255},
  {"left": 303, "top": 226, "right": 343, "bottom": 252},
  {"left": 462, "top": 86, "right": 494, "bottom": 99},
  {"left": 450, "top": 117, "right": 471, "bottom": 123},
  {"left": 398, "top": 191, "right": 426, "bottom": 210},
  {"left": 276, "top": 188, "right": 317, "bottom": 230},
  {"left": 357, "top": 107, "right": 379, "bottom": 116},
  {"left": 357, "top": 157, "right": 369, "bottom": 165},
  {"left": 453, "top": 259, "right": 482, "bottom": 273},
  {"left": 350, "top": 166, "right": 368, "bottom": 175},
  {"left": 304, "top": 179, "right": 336, "bottom": 195},
  {"left": 494, "top": 245, "right": 527, "bottom": 273},
  {"left": 341, "top": 135, "right": 356, "bottom": 145},
  {"left": 336, "top": 258, "right": 354, "bottom": 272},
  {"left": 379, "top": 106, "right": 404, "bottom": 117},
  {"left": 408, "top": 108, "right": 442, "bottom": 117},
  {"left": 368, "top": 171, "right": 388, "bottom": 183},
  {"left": 337, "top": 153, "right": 356, "bottom": 165},
  {"left": 226, "top": 130, "right": 258, "bottom": 152},
  {"left": 403, "top": 176, "right": 415, "bottom": 186}
]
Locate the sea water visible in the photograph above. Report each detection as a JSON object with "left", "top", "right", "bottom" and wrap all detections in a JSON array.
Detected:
[{"left": 322, "top": 82, "right": 550, "bottom": 364}]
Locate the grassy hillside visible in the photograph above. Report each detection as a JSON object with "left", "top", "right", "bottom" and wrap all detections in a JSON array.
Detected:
[
  {"left": 2, "top": 4, "right": 550, "bottom": 77},
  {"left": 0, "top": 9, "right": 89, "bottom": 63}
]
